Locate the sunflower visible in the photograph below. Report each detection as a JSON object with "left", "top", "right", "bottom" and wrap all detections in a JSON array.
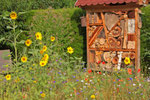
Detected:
[
  {"left": 6, "top": 74, "right": 11, "bottom": 80},
  {"left": 35, "top": 32, "right": 42, "bottom": 40},
  {"left": 41, "top": 93, "right": 45, "bottom": 98},
  {"left": 67, "top": 47, "right": 74, "bottom": 54},
  {"left": 21, "top": 56, "right": 27, "bottom": 63},
  {"left": 10, "top": 11, "right": 17, "bottom": 20},
  {"left": 124, "top": 57, "right": 130, "bottom": 65},
  {"left": 40, "top": 61, "right": 47, "bottom": 67},
  {"left": 91, "top": 95, "right": 96, "bottom": 99},
  {"left": 25, "top": 39, "right": 32, "bottom": 46},
  {"left": 43, "top": 45, "right": 47, "bottom": 52},
  {"left": 51, "top": 36, "right": 55, "bottom": 42},
  {"left": 40, "top": 50, "right": 44, "bottom": 54},
  {"left": 42, "top": 54, "right": 49, "bottom": 61}
]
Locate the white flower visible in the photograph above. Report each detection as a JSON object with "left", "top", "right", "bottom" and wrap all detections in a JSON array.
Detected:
[
  {"left": 139, "top": 83, "right": 142, "bottom": 87},
  {"left": 70, "top": 94, "right": 72, "bottom": 96},
  {"left": 81, "top": 80, "right": 84, "bottom": 83},
  {"left": 85, "top": 83, "right": 88, "bottom": 85},
  {"left": 133, "top": 83, "right": 136, "bottom": 86},
  {"left": 89, "top": 80, "right": 92, "bottom": 82}
]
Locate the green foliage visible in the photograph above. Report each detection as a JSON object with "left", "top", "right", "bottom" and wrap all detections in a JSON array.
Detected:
[
  {"left": 0, "top": 8, "right": 86, "bottom": 61},
  {"left": 0, "top": 0, "right": 76, "bottom": 13},
  {"left": 141, "top": 5, "right": 150, "bottom": 75},
  {"left": 29, "top": 8, "right": 86, "bottom": 59}
]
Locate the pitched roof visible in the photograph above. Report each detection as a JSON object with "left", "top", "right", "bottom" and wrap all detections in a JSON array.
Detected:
[{"left": 75, "top": 0, "right": 138, "bottom": 7}]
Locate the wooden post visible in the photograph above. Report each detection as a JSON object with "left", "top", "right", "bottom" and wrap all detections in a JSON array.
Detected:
[
  {"left": 135, "top": 8, "right": 140, "bottom": 75},
  {"left": 86, "top": 11, "right": 90, "bottom": 69}
]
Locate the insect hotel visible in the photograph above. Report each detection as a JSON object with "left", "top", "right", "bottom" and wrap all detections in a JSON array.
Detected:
[{"left": 75, "top": 0, "right": 149, "bottom": 71}]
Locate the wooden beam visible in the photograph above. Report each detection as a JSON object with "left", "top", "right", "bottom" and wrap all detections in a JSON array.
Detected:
[
  {"left": 89, "top": 26, "right": 103, "bottom": 46},
  {"left": 135, "top": 8, "right": 139, "bottom": 73},
  {"left": 135, "top": 8, "right": 141, "bottom": 76},
  {"left": 86, "top": 11, "right": 90, "bottom": 69},
  {"left": 101, "top": 12, "right": 109, "bottom": 48},
  {"left": 123, "top": 13, "right": 128, "bottom": 49},
  {"left": 89, "top": 48, "right": 135, "bottom": 52}
]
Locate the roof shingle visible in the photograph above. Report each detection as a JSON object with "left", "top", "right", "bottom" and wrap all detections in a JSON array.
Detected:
[{"left": 75, "top": 0, "right": 138, "bottom": 7}]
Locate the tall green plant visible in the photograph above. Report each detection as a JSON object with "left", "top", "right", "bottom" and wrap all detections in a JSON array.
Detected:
[{"left": 141, "top": 5, "right": 150, "bottom": 75}]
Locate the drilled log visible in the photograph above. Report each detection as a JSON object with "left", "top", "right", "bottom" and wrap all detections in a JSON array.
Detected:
[
  {"left": 110, "top": 51, "right": 117, "bottom": 58},
  {"left": 99, "top": 38, "right": 105, "bottom": 45},
  {"left": 103, "top": 52, "right": 111, "bottom": 63},
  {"left": 112, "top": 26, "right": 121, "bottom": 37},
  {"left": 122, "top": 52, "right": 129, "bottom": 58},
  {"left": 116, "top": 37, "right": 122, "bottom": 48},
  {"left": 129, "top": 52, "right": 135, "bottom": 60},
  {"left": 108, "top": 37, "right": 117, "bottom": 48},
  {"left": 112, "top": 56, "right": 119, "bottom": 64}
]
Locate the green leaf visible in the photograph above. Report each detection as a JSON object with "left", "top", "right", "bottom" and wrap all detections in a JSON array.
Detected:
[
  {"left": 6, "top": 26, "right": 13, "bottom": 29},
  {"left": 17, "top": 40, "right": 25, "bottom": 44},
  {"left": 0, "top": 37, "right": 5, "bottom": 42}
]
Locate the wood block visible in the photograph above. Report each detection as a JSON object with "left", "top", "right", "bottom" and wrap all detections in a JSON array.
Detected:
[
  {"left": 127, "top": 41, "right": 135, "bottom": 49},
  {"left": 105, "top": 13, "right": 119, "bottom": 31}
]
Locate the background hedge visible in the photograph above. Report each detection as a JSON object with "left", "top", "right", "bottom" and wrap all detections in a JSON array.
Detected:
[{"left": 0, "top": 0, "right": 76, "bottom": 13}]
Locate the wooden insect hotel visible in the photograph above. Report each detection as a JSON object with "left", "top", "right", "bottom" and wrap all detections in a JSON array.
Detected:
[{"left": 75, "top": 0, "right": 149, "bottom": 71}]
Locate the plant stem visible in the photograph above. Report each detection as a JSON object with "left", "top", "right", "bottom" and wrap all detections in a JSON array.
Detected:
[{"left": 13, "top": 20, "right": 18, "bottom": 63}]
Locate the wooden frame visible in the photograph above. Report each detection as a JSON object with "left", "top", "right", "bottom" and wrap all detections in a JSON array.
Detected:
[{"left": 85, "top": 4, "right": 141, "bottom": 72}]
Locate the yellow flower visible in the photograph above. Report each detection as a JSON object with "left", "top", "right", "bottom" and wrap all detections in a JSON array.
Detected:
[
  {"left": 35, "top": 32, "right": 42, "bottom": 40},
  {"left": 33, "top": 81, "right": 37, "bottom": 83},
  {"left": 91, "top": 95, "right": 96, "bottom": 99},
  {"left": 124, "top": 57, "right": 130, "bottom": 65},
  {"left": 10, "top": 11, "right": 17, "bottom": 20},
  {"left": 40, "top": 50, "right": 44, "bottom": 54},
  {"left": 51, "top": 36, "right": 55, "bottom": 42},
  {"left": 29, "top": 67, "right": 32, "bottom": 70},
  {"left": 21, "top": 56, "right": 27, "bottom": 63},
  {"left": 43, "top": 45, "right": 47, "bottom": 52},
  {"left": 44, "top": 54, "right": 49, "bottom": 59},
  {"left": 41, "top": 93, "right": 45, "bottom": 98},
  {"left": 42, "top": 54, "right": 49, "bottom": 61},
  {"left": 25, "top": 39, "right": 32, "bottom": 46},
  {"left": 67, "top": 47, "right": 74, "bottom": 54},
  {"left": 15, "top": 78, "right": 20, "bottom": 83},
  {"left": 40, "top": 61, "right": 47, "bottom": 67},
  {"left": 6, "top": 74, "right": 11, "bottom": 80}
]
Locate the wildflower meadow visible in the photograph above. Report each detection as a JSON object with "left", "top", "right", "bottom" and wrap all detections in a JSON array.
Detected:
[{"left": 0, "top": 7, "right": 150, "bottom": 100}]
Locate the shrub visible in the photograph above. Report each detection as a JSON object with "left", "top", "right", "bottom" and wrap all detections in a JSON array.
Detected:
[
  {"left": 141, "top": 5, "right": 150, "bottom": 75},
  {"left": 0, "top": 0, "right": 76, "bottom": 13},
  {"left": 29, "top": 8, "right": 86, "bottom": 59}
]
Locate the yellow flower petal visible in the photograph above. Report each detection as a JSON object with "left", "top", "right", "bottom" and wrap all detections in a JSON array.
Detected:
[
  {"left": 67, "top": 47, "right": 74, "bottom": 54},
  {"left": 6, "top": 74, "right": 11, "bottom": 80},
  {"left": 25, "top": 39, "right": 32, "bottom": 46},
  {"left": 51, "top": 36, "right": 55, "bottom": 42},
  {"left": 10, "top": 11, "right": 17, "bottom": 20},
  {"left": 21, "top": 56, "right": 27, "bottom": 63},
  {"left": 35, "top": 32, "right": 42, "bottom": 40}
]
